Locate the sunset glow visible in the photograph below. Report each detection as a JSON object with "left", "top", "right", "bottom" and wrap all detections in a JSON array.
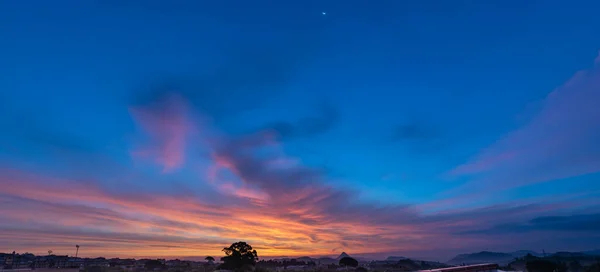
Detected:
[{"left": 1, "top": 1, "right": 600, "bottom": 262}]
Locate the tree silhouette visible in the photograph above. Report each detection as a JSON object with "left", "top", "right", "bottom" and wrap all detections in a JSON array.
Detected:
[
  {"left": 339, "top": 257, "right": 359, "bottom": 268},
  {"left": 220, "top": 242, "right": 258, "bottom": 270},
  {"left": 205, "top": 256, "right": 215, "bottom": 262}
]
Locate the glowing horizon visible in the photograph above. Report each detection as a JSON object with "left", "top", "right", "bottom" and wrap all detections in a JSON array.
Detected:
[{"left": 1, "top": 0, "right": 600, "bottom": 262}]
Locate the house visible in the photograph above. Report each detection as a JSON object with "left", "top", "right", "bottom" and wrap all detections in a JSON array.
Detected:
[
  {"left": 87, "top": 257, "right": 110, "bottom": 267},
  {"left": 53, "top": 255, "right": 71, "bottom": 268},
  {"left": 67, "top": 257, "right": 84, "bottom": 268}
]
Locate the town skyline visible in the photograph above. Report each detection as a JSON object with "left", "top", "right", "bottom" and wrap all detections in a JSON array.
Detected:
[
  {"left": 5, "top": 243, "right": 599, "bottom": 272},
  {"left": 2, "top": 0, "right": 600, "bottom": 262},
  {"left": 3, "top": 248, "right": 599, "bottom": 262}
]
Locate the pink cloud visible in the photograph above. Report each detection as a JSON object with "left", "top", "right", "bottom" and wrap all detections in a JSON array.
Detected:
[
  {"left": 451, "top": 53, "right": 600, "bottom": 191},
  {"left": 3, "top": 83, "right": 599, "bottom": 259},
  {"left": 1, "top": 146, "right": 596, "bottom": 260},
  {"left": 130, "top": 93, "right": 192, "bottom": 172},
  {"left": 0, "top": 168, "right": 416, "bottom": 256}
]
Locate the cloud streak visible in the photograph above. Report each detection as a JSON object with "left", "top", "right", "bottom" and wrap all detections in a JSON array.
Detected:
[
  {"left": 450, "top": 53, "right": 600, "bottom": 192},
  {"left": 1, "top": 90, "right": 599, "bottom": 260},
  {"left": 130, "top": 92, "right": 192, "bottom": 172},
  {"left": 263, "top": 102, "right": 339, "bottom": 141}
]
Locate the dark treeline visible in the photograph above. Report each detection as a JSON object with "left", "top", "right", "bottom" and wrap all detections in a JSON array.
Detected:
[{"left": 256, "top": 259, "right": 316, "bottom": 268}]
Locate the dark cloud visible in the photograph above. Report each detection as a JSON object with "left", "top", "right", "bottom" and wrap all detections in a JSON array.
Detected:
[
  {"left": 460, "top": 213, "right": 600, "bottom": 235},
  {"left": 213, "top": 132, "right": 326, "bottom": 195},
  {"left": 212, "top": 118, "right": 600, "bottom": 240},
  {"left": 263, "top": 102, "right": 339, "bottom": 140},
  {"left": 148, "top": 245, "right": 183, "bottom": 248},
  {"left": 392, "top": 122, "right": 438, "bottom": 142},
  {"left": 0, "top": 94, "right": 130, "bottom": 181},
  {"left": 390, "top": 121, "right": 447, "bottom": 155},
  {"left": 1, "top": 194, "right": 125, "bottom": 224},
  {"left": 211, "top": 127, "right": 424, "bottom": 229},
  {"left": 0, "top": 96, "right": 97, "bottom": 155},
  {"left": 0, "top": 225, "right": 228, "bottom": 247},
  {"left": 129, "top": 46, "right": 291, "bottom": 119},
  {"left": 529, "top": 213, "right": 600, "bottom": 231},
  {"left": 129, "top": 16, "right": 331, "bottom": 121}
]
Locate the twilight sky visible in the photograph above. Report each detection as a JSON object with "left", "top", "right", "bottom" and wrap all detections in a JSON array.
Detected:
[{"left": 1, "top": 0, "right": 600, "bottom": 261}]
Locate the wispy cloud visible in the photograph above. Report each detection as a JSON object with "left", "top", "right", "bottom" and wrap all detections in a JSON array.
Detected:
[
  {"left": 461, "top": 213, "right": 600, "bottom": 235},
  {"left": 130, "top": 93, "right": 192, "bottom": 172},
  {"left": 1, "top": 91, "right": 598, "bottom": 259},
  {"left": 262, "top": 102, "right": 339, "bottom": 141},
  {"left": 450, "top": 53, "right": 600, "bottom": 192},
  {"left": 389, "top": 119, "right": 448, "bottom": 156},
  {"left": 392, "top": 122, "right": 438, "bottom": 142}
]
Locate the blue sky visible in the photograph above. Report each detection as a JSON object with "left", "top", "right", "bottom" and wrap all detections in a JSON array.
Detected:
[{"left": 1, "top": 0, "right": 600, "bottom": 260}]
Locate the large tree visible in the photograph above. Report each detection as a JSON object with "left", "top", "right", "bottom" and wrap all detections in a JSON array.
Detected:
[
  {"left": 339, "top": 257, "right": 359, "bottom": 268},
  {"left": 220, "top": 242, "right": 258, "bottom": 270},
  {"left": 205, "top": 256, "right": 215, "bottom": 263}
]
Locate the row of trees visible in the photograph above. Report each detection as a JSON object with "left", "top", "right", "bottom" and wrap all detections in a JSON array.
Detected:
[
  {"left": 519, "top": 253, "right": 600, "bottom": 272},
  {"left": 213, "top": 242, "right": 361, "bottom": 271},
  {"left": 216, "top": 242, "right": 600, "bottom": 272},
  {"left": 256, "top": 259, "right": 317, "bottom": 267},
  {"left": 526, "top": 260, "right": 600, "bottom": 272}
]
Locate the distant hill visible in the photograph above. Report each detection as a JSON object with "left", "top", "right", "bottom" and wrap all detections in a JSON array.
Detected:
[
  {"left": 270, "top": 249, "right": 600, "bottom": 266},
  {"left": 551, "top": 252, "right": 589, "bottom": 258},
  {"left": 386, "top": 256, "right": 408, "bottom": 262},
  {"left": 296, "top": 256, "right": 313, "bottom": 262},
  {"left": 510, "top": 250, "right": 541, "bottom": 257},
  {"left": 448, "top": 250, "right": 549, "bottom": 265},
  {"left": 508, "top": 251, "right": 600, "bottom": 269},
  {"left": 286, "top": 252, "right": 373, "bottom": 265},
  {"left": 582, "top": 250, "right": 600, "bottom": 256},
  {"left": 317, "top": 257, "right": 337, "bottom": 265},
  {"left": 370, "top": 258, "right": 450, "bottom": 270},
  {"left": 447, "top": 251, "right": 515, "bottom": 265},
  {"left": 396, "top": 259, "right": 421, "bottom": 271}
]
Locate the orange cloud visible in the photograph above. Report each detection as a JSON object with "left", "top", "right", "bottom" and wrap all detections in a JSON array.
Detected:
[
  {"left": 2, "top": 89, "right": 597, "bottom": 261},
  {"left": 0, "top": 163, "right": 449, "bottom": 259}
]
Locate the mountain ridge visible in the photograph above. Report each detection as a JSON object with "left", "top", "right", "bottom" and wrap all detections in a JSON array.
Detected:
[
  {"left": 448, "top": 250, "right": 599, "bottom": 266},
  {"left": 448, "top": 251, "right": 514, "bottom": 266}
]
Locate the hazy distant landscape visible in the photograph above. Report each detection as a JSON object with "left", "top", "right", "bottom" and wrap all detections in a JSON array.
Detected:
[{"left": 3, "top": 242, "right": 600, "bottom": 272}]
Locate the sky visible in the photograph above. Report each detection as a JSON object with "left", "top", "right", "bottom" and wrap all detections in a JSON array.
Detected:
[{"left": 1, "top": 0, "right": 600, "bottom": 262}]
